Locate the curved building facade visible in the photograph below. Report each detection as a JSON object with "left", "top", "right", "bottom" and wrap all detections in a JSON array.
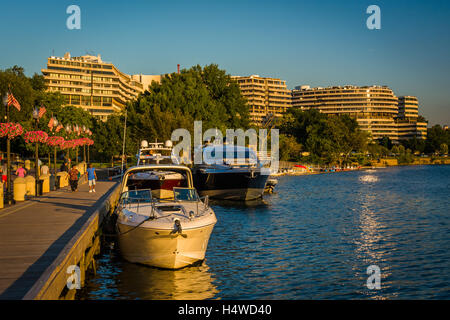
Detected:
[
  {"left": 42, "top": 52, "right": 159, "bottom": 121},
  {"left": 232, "top": 75, "right": 292, "bottom": 126},
  {"left": 292, "top": 85, "right": 400, "bottom": 141},
  {"left": 398, "top": 96, "right": 419, "bottom": 119}
]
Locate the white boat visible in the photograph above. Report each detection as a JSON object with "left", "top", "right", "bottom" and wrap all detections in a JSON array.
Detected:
[
  {"left": 116, "top": 164, "right": 217, "bottom": 269},
  {"left": 136, "top": 140, "right": 179, "bottom": 165},
  {"left": 131, "top": 140, "right": 185, "bottom": 199}
]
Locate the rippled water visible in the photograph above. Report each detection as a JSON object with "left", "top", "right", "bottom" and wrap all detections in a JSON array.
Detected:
[{"left": 80, "top": 165, "right": 450, "bottom": 299}]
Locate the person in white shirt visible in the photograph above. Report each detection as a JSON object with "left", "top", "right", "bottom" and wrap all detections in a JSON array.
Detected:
[{"left": 41, "top": 164, "right": 49, "bottom": 175}]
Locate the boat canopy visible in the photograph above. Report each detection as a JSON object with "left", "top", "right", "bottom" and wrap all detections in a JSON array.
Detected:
[{"left": 121, "top": 165, "right": 194, "bottom": 192}]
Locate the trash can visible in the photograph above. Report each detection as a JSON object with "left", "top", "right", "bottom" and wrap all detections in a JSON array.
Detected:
[
  {"left": 13, "top": 177, "right": 26, "bottom": 202},
  {"left": 25, "top": 176, "right": 36, "bottom": 197},
  {"left": 40, "top": 174, "right": 50, "bottom": 193},
  {"left": 49, "top": 175, "right": 56, "bottom": 191},
  {"left": 0, "top": 182, "right": 3, "bottom": 209},
  {"left": 55, "top": 175, "right": 61, "bottom": 190},
  {"left": 36, "top": 179, "right": 43, "bottom": 196}
]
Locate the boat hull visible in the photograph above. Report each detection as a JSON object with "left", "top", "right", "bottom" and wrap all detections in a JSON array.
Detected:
[
  {"left": 192, "top": 169, "right": 269, "bottom": 200},
  {"left": 117, "top": 222, "right": 215, "bottom": 269}
]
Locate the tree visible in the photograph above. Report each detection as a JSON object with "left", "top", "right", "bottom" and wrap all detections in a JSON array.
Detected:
[
  {"left": 135, "top": 64, "right": 250, "bottom": 132},
  {"left": 440, "top": 143, "right": 448, "bottom": 155},
  {"left": 280, "top": 109, "right": 368, "bottom": 165},
  {"left": 398, "top": 148, "right": 414, "bottom": 165},
  {"left": 417, "top": 115, "right": 427, "bottom": 123},
  {"left": 92, "top": 114, "right": 127, "bottom": 163},
  {"left": 378, "top": 136, "right": 393, "bottom": 150},
  {"left": 279, "top": 134, "right": 302, "bottom": 161},
  {"left": 401, "top": 136, "right": 425, "bottom": 154},
  {"left": 425, "top": 125, "right": 450, "bottom": 154}
]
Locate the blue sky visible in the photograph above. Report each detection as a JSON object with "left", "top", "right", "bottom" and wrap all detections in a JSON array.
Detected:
[{"left": 1, "top": 0, "right": 449, "bottom": 125}]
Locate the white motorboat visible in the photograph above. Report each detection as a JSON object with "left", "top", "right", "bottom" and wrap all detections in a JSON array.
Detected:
[
  {"left": 132, "top": 140, "right": 185, "bottom": 199},
  {"left": 116, "top": 164, "right": 217, "bottom": 269}
]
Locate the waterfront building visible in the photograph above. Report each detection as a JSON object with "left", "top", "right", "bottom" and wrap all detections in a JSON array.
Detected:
[
  {"left": 396, "top": 120, "right": 427, "bottom": 140},
  {"left": 396, "top": 96, "right": 427, "bottom": 140},
  {"left": 42, "top": 52, "right": 160, "bottom": 120},
  {"left": 131, "top": 74, "right": 162, "bottom": 92},
  {"left": 231, "top": 75, "right": 292, "bottom": 126},
  {"left": 398, "top": 96, "right": 419, "bottom": 119},
  {"left": 292, "top": 85, "right": 399, "bottom": 140},
  {"left": 291, "top": 85, "right": 428, "bottom": 142}
]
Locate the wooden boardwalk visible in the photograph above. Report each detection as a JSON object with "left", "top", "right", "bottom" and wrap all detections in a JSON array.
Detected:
[{"left": 0, "top": 180, "right": 118, "bottom": 299}]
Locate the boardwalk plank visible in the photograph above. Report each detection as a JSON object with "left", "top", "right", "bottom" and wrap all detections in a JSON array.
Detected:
[{"left": 0, "top": 180, "right": 117, "bottom": 299}]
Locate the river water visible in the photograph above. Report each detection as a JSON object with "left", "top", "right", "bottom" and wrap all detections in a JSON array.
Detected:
[{"left": 80, "top": 165, "right": 450, "bottom": 299}]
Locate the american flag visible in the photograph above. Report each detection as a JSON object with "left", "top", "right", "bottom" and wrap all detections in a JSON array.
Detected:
[
  {"left": 38, "top": 106, "right": 46, "bottom": 118},
  {"left": 48, "top": 117, "right": 54, "bottom": 131},
  {"left": 7, "top": 92, "right": 21, "bottom": 111}
]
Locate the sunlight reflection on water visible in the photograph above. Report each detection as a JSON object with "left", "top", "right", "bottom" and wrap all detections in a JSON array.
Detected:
[{"left": 81, "top": 165, "right": 450, "bottom": 300}]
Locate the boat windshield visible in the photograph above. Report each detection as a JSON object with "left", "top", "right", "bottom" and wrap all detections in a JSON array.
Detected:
[
  {"left": 173, "top": 188, "right": 199, "bottom": 202},
  {"left": 121, "top": 189, "right": 152, "bottom": 205}
]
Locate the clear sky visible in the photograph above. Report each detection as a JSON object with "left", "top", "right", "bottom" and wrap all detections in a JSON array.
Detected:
[{"left": 1, "top": 0, "right": 449, "bottom": 125}]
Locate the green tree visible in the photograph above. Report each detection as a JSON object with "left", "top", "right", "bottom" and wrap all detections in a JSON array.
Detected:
[
  {"left": 280, "top": 109, "right": 368, "bottom": 165},
  {"left": 440, "top": 143, "right": 448, "bottom": 155},
  {"left": 279, "top": 134, "right": 302, "bottom": 161},
  {"left": 425, "top": 125, "right": 450, "bottom": 154}
]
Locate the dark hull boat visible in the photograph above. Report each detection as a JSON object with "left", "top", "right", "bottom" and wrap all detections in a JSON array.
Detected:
[
  {"left": 192, "top": 166, "right": 269, "bottom": 200},
  {"left": 192, "top": 144, "right": 269, "bottom": 201}
]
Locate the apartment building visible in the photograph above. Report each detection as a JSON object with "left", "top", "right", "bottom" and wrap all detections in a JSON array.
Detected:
[
  {"left": 231, "top": 75, "right": 292, "bottom": 126},
  {"left": 41, "top": 52, "right": 160, "bottom": 120},
  {"left": 396, "top": 96, "right": 427, "bottom": 140},
  {"left": 292, "top": 85, "right": 399, "bottom": 140},
  {"left": 398, "top": 96, "right": 419, "bottom": 119}
]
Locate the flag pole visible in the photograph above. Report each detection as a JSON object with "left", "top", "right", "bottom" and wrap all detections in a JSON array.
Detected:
[{"left": 121, "top": 108, "right": 127, "bottom": 177}]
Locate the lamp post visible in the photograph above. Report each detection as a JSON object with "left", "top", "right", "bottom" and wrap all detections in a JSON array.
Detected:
[
  {"left": 75, "top": 124, "right": 79, "bottom": 164},
  {"left": 82, "top": 125, "right": 86, "bottom": 163},
  {"left": 32, "top": 108, "right": 39, "bottom": 196},
  {"left": 65, "top": 124, "right": 71, "bottom": 167},
  {"left": 2, "top": 93, "right": 13, "bottom": 204},
  {"left": 52, "top": 117, "right": 58, "bottom": 189}
]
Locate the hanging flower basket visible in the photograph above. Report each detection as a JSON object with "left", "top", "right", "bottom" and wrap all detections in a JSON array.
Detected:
[
  {"left": 73, "top": 138, "right": 84, "bottom": 147},
  {"left": 85, "top": 138, "right": 94, "bottom": 146},
  {"left": 47, "top": 136, "right": 65, "bottom": 147},
  {"left": 61, "top": 140, "right": 75, "bottom": 150},
  {"left": 24, "top": 131, "right": 49, "bottom": 144},
  {"left": 0, "top": 122, "right": 24, "bottom": 139}
]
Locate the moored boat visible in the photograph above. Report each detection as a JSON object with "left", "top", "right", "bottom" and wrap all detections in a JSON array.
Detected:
[
  {"left": 133, "top": 140, "right": 184, "bottom": 199},
  {"left": 116, "top": 164, "right": 217, "bottom": 269},
  {"left": 192, "top": 144, "right": 269, "bottom": 201}
]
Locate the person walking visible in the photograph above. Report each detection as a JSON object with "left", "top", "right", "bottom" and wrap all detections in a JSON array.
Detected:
[
  {"left": 1, "top": 163, "right": 6, "bottom": 187},
  {"left": 86, "top": 163, "right": 97, "bottom": 193},
  {"left": 15, "top": 164, "right": 27, "bottom": 178},
  {"left": 41, "top": 163, "right": 49, "bottom": 175},
  {"left": 68, "top": 165, "right": 80, "bottom": 192},
  {"left": 60, "top": 161, "right": 67, "bottom": 173}
]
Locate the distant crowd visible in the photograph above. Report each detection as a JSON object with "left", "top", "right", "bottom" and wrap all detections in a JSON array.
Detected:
[{"left": 0, "top": 158, "right": 97, "bottom": 193}]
